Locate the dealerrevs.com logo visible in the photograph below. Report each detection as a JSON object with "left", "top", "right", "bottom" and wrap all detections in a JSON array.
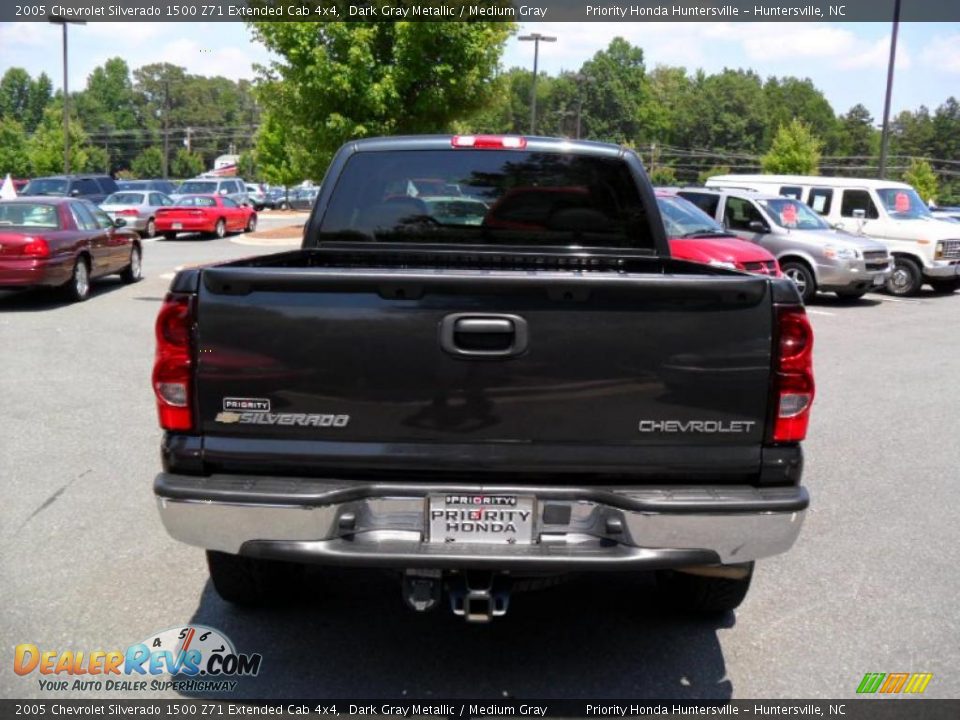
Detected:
[{"left": 14, "top": 625, "right": 261, "bottom": 693}]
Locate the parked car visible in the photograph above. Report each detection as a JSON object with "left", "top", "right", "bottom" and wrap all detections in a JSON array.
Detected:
[
  {"left": 263, "top": 187, "right": 289, "bottom": 210},
  {"left": 100, "top": 190, "right": 175, "bottom": 238},
  {"left": 172, "top": 177, "right": 249, "bottom": 207},
  {"left": 677, "top": 187, "right": 892, "bottom": 302},
  {"left": 116, "top": 179, "right": 179, "bottom": 195},
  {"left": 155, "top": 194, "right": 257, "bottom": 240},
  {"left": 245, "top": 184, "right": 267, "bottom": 211},
  {"left": 0, "top": 197, "right": 142, "bottom": 301},
  {"left": 287, "top": 186, "right": 319, "bottom": 211},
  {"left": 20, "top": 175, "right": 119, "bottom": 204},
  {"left": 931, "top": 206, "right": 960, "bottom": 223},
  {"left": 705, "top": 174, "right": 960, "bottom": 295},
  {"left": 153, "top": 134, "right": 813, "bottom": 621},
  {"left": 657, "top": 192, "right": 781, "bottom": 277}
]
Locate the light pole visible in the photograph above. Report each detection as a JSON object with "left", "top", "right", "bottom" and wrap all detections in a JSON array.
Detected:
[
  {"left": 878, "top": 0, "right": 901, "bottom": 179},
  {"left": 518, "top": 32, "right": 556, "bottom": 135},
  {"left": 47, "top": 15, "right": 86, "bottom": 175}
]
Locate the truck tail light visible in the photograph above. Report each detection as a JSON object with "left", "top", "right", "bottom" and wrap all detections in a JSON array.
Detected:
[
  {"left": 452, "top": 135, "right": 527, "bottom": 149},
  {"left": 770, "top": 305, "right": 815, "bottom": 443},
  {"left": 152, "top": 293, "right": 195, "bottom": 431}
]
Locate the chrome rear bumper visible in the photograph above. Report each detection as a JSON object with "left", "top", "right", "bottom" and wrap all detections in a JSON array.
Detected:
[{"left": 155, "top": 473, "right": 807, "bottom": 570}]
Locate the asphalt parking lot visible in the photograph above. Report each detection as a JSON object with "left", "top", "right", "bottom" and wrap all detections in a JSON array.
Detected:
[{"left": 2, "top": 229, "right": 958, "bottom": 700}]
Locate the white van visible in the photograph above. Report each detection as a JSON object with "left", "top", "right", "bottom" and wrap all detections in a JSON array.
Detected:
[{"left": 705, "top": 174, "right": 960, "bottom": 295}]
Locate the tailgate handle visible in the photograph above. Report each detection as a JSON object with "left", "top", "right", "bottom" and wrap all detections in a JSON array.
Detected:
[{"left": 440, "top": 314, "right": 528, "bottom": 358}]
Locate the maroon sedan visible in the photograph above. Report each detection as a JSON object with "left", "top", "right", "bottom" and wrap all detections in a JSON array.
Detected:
[{"left": 0, "top": 198, "right": 142, "bottom": 302}]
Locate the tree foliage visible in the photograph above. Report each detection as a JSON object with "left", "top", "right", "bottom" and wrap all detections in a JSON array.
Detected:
[
  {"left": 248, "top": 21, "right": 515, "bottom": 179},
  {"left": 761, "top": 119, "right": 822, "bottom": 175},
  {"left": 26, "top": 105, "right": 95, "bottom": 175},
  {"left": 171, "top": 148, "right": 205, "bottom": 178},
  {"left": 131, "top": 146, "right": 165, "bottom": 178},
  {"left": 0, "top": 118, "right": 31, "bottom": 176},
  {"left": 902, "top": 158, "right": 938, "bottom": 203}
]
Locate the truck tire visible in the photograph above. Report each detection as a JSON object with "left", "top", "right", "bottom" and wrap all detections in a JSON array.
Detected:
[
  {"left": 928, "top": 278, "right": 959, "bottom": 294},
  {"left": 885, "top": 256, "right": 923, "bottom": 296},
  {"left": 781, "top": 261, "right": 816, "bottom": 303},
  {"left": 656, "top": 562, "right": 754, "bottom": 616},
  {"left": 206, "top": 550, "right": 304, "bottom": 606}
]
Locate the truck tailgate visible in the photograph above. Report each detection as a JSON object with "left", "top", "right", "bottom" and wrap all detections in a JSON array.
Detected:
[{"left": 193, "top": 265, "right": 773, "bottom": 480}]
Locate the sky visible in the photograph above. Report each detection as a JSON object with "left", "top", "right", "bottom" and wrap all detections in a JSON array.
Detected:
[{"left": 1, "top": 20, "right": 958, "bottom": 121}]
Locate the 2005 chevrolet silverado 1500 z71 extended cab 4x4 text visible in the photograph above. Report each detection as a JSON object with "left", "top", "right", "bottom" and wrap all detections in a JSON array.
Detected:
[{"left": 152, "top": 135, "right": 814, "bottom": 622}]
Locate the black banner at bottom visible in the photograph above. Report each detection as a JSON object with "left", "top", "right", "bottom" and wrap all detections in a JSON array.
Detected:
[{"left": 2, "top": 700, "right": 959, "bottom": 720}]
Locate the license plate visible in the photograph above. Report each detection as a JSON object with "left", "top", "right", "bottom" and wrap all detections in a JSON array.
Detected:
[
  {"left": 873, "top": 275, "right": 884, "bottom": 286},
  {"left": 428, "top": 495, "right": 535, "bottom": 545},
  {"left": 172, "top": 222, "right": 182, "bottom": 230}
]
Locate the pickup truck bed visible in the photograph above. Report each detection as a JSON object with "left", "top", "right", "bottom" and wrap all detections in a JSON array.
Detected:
[{"left": 153, "top": 136, "right": 813, "bottom": 621}]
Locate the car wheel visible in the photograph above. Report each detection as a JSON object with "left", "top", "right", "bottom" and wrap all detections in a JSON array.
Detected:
[
  {"left": 212, "top": 219, "right": 226, "bottom": 239},
  {"left": 245, "top": 214, "right": 257, "bottom": 233},
  {"left": 885, "top": 256, "right": 923, "bottom": 296},
  {"left": 279, "top": 201, "right": 289, "bottom": 211},
  {"left": 781, "top": 260, "right": 816, "bottom": 303},
  {"left": 121, "top": 245, "right": 142, "bottom": 284},
  {"left": 656, "top": 562, "right": 754, "bottom": 616},
  {"left": 63, "top": 257, "right": 91, "bottom": 302},
  {"left": 162, "top": 232, "right": 177, "bottom": 241},
  {"left": 834, "top": 288, "right": 869, "bottom": 302},
  {"left": 144, "top": 218, "right": 156, "bottom": 238},
  {"left": 206, "top": 550, "right": 305, "bottom": 606},
  {"left": 928, "top": 278, "right": 959, "bottom": 294}
]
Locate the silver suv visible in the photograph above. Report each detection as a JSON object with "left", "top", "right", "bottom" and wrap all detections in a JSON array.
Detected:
[
  {"left": 172, "top": 177, "right": 249, "bottom": 207},
  {"left": 679, "top": 187, "right": 892, "bottom": 302}
]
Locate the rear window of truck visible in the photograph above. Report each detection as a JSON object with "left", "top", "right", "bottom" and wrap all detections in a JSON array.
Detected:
[{"left": 318, "top": 150, "right": 654, "bottom": 249}]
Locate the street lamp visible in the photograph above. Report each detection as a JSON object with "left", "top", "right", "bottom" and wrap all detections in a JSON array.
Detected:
[
  {"left": 47, "top": 15, "right": 86, "bottom": 175},
  {"left": 877, "top": 0, "right": 901, "bottom": 179},
  {"left": 518, "top": 32, "right": 557, "bottom": 135}
]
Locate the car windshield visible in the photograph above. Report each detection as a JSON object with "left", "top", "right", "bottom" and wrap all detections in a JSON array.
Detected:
[
  {"left": 22, "top": 178, "right": 68, "bottom": 196},
  {"left": 758, "top": 198, "right": 830, "bottom": 230},
  {"left": 319, "top": 149, "right": 653, "bottom": 249},
  {"left": 103, "top": 192, "right": 145, "bottom": 205},
  {"left": 177, "top": 195, "right": 216, "bottom": 208},
  {"left": 876, "top": 188, "right": 933, "bottom": 219},
  {"left": 177, "top": 181, "right": 219, "bottom": 194},
  {"left": 657, "top": 196, "right": 726, "bottom": 237},
  {"left": 0, "top": 202, "right": 61, "bottom": 229}
]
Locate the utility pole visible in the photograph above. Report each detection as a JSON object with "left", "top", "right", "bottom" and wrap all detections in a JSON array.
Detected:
[
  {"left": 878, "top": 0, "right": 901, "bottom": 179},
  {"left": 184, "top": 127, "right": 192, "bottom": 152},
  {"left": 649, "top": 143, "right": 657, "bottom": 175},
  {"left": 161, "top": 79, "right": 170, "bottom": 178},
  {"left": 518, "top": 33, "right": 557, "bottom": 135},
  {"left": 47, "top": 15, "right": 86, "bottom": 175}
]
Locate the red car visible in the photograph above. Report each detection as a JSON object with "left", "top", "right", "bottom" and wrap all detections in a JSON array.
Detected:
[
  {"left": 0, "top": 198, "right": 142, "bottom": 302},
  {"left": 657, "top": 191, "right": 781, "bottom": 276},
  {"left": 155, "top": 195, "right": 257, "bottom": 240}
]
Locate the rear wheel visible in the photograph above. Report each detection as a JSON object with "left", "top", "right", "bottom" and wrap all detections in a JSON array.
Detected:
[
  {"left": 206, "top": 550, "right": 305, "bottom": 606},
  {"left": 245, "top": 214, "right": 257, "bottom": 233},
  {"left": 62, "top": 257, "right": 90, "bottom": 302},
  {"left": 144, "top": 218, "right": 156, "bottom": 238},
  {"left": 211, "top": 218, "right": 226, "bottom": 239},
  {"left": 928, "top": 278, "right": 959, "bottom": 294},
  {"left": 656, "top": 562, "right": 754, "bottom": 616},
  {"left": 781, "top": 260, "right": 816, "bottom": 303},
  {"left": 121, "top": 245, "right": 142, "bottom": 284},
  {"left": 885, "top": 256, "right": 923, "bottom": 296}
]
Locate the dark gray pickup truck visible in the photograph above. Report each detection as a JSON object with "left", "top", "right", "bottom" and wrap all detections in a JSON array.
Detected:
[{"left": 153, "top": 135, "right": 814, "bottom": 622}]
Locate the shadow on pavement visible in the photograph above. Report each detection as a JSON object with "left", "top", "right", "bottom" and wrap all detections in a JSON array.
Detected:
[
  {"left": 179, "top": 568, "right": 735, "bottom": 700},
  {"left": 0, "top": 278, "right": 129, "bottom": 312}
]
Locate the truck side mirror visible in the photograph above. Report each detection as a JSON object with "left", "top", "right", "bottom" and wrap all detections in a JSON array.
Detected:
[
  {"left": 852, "top": 209, "right": 866, "bottom": 220},
  {"left": 748, "top": 220, "right": 768, "bottom": 233}
]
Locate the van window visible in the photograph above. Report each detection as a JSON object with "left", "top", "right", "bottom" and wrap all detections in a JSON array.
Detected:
[
  {"left": 840, "top": 190, "right": 879, "bottom": 219},
  {"left": 723, "top": 196, "right": 766, "bottom": 231},
  {"left": 779, "top": 186, "right": 803, "bottom": 199},
  {"left": 74, "top": 178, "right": 101, "bottom": 196},
  {"left": 676, "top": 191, "right": 719, "bottom": 218},
  {"left": 808, "top": 188, "right": 833, "bottom": 215}
]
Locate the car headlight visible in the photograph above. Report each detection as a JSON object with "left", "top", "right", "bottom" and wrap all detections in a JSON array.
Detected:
[
  {"left": 708, "top": 260, "right": 738, "bottom": 270},
  {"left": 824, "top": 245, "right": 859, "bottom": 260}
]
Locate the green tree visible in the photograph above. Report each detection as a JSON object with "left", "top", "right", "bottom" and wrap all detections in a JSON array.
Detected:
[
  {"left": 576, "top": 37, "right": 649, "bottom": 143},
  {"left": 76, "top": 58, "right": 141, "bottom": 133},
  {"left": 697, "top": 165, "right": 732, "bottom": 186},
  {"left": 648, "top": 166, "right": 677, "bottom": 186},
  {"left": 253, "top": 108, "right": 308, "bottom": 187},
  {"left": 834, "top": 104, "right": 876, "bottom": 156},
  {"left": 247, "top": 21, "right": 515, "bottom": 179},
  {"left": 902, "top": 158, "right": 939, "bottom": 204},
  {"left": 131, "top": 146, "right": 165, "bottom": 178},
  {"left": 930, "top": 97, "right": 960, "bottom": 163},
  {"left": 763, "top": 76, "right": 836, "bottom": 148},
  {"left": 0, "top": 117, "right": 31, "bottom": 176},
  {"left": 762, "top": 119, "right": 822, "bottom": 175},
  {"left": 0, "top": 68, "right": 32, "bottom": 122},
  {"left": 693, "top": 69, "right": 769, "bottom": 153},
  {"left": 27, "top": 105, "right": 94, "bottom": 175},
  {"left": 26, "top": 73, "right": 52, "bottom": 132},
  {"left": 171, "top": 147, "right": 205, "bottom": 178}
]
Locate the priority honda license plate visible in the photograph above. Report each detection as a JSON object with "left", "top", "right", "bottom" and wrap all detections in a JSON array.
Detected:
[
  {"left": 428, "top": 495, "right": 535, "bottom": 544},
  {"left": 172, "top": 222, "right": 183, "bottom": 230}
]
